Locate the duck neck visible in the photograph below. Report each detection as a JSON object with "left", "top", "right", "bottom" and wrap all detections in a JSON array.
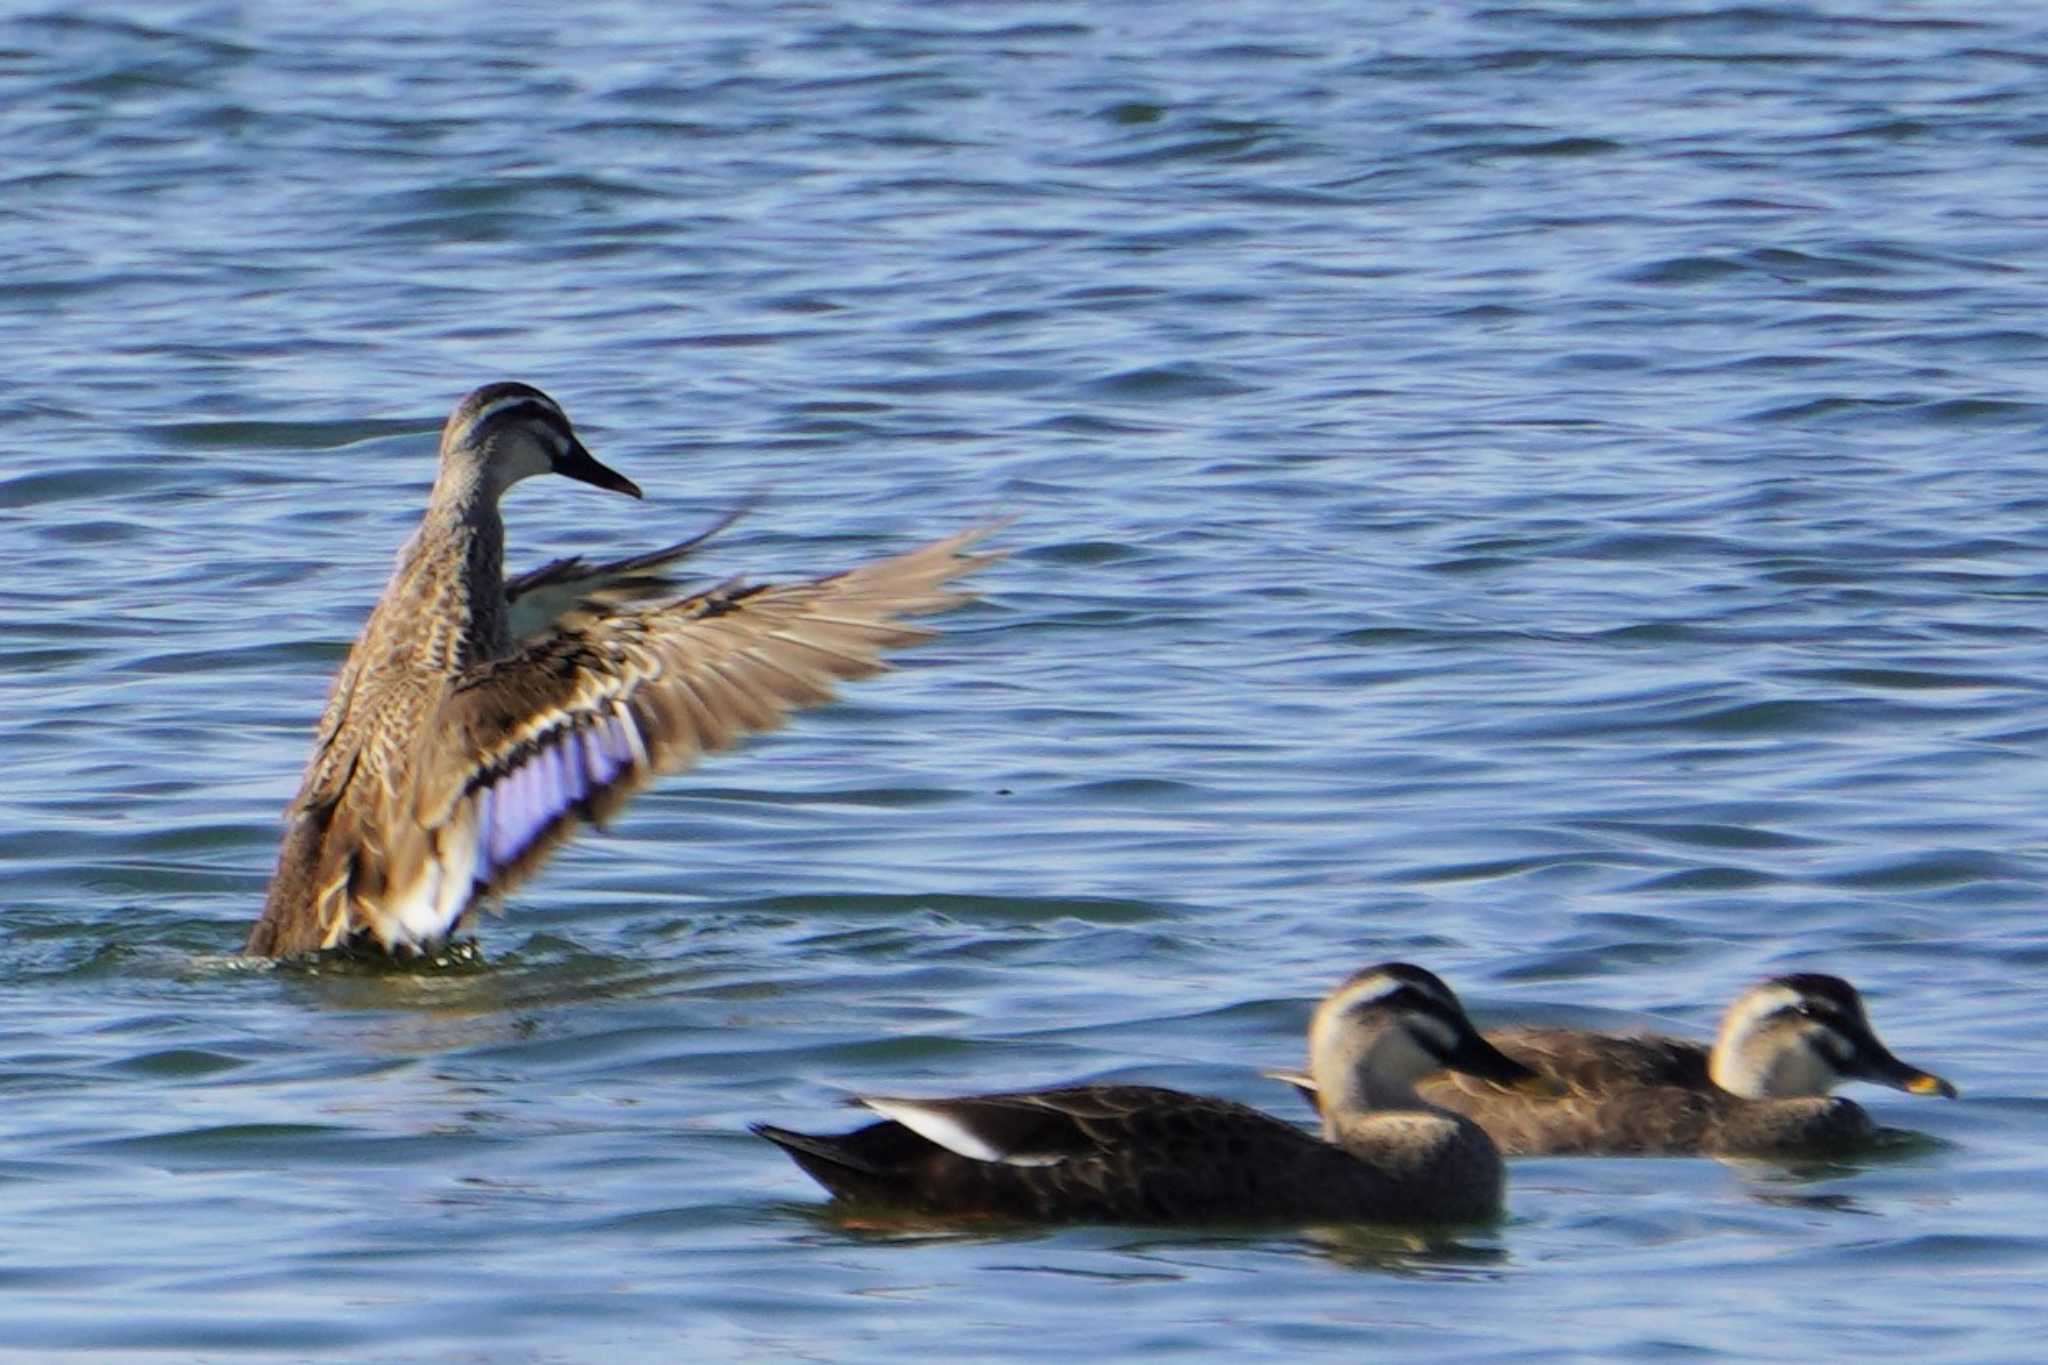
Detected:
[
  {"left": 395, "top": 472, "right": 510, "bottom": 669},
  {"left": 1710, "top": 1038, "right": 1832, "bottom": 1099},
  {"left": 1314, "top": 1040, "right": 1428, "bottom": 1141}
]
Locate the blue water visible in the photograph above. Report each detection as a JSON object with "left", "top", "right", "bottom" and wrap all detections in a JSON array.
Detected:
[{"left": 2, "top": 0, "right": 2045, "bottom": 1357}]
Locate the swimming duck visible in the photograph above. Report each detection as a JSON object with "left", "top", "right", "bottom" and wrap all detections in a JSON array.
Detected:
[
  {"left": 1269, "top": 973, "right": 1956, "bottom": 1156},
  {"left": 753, "top": 963, "right": 1551, "bottom": 1224},
  {"left": 246, "top": 382, "right": 996, "bottom": 958}
]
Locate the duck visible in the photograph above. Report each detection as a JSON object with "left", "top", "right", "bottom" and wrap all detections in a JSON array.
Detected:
[
  {"left": 1268, "top": 973, "right": 1956, "bottom": 1156},
  {"left": 245, "top": 381, "right": 997, "bottom": 959},
  {"left": 752, "top": 962, "right": 1553, "bottom": 1224}
]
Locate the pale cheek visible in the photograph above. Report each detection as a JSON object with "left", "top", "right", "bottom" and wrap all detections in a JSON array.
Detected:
[
  {"left": 1772, "top": 1044, "right": 1840, "bottom": 1096},
  {"left": 1375, "top": 1027, "right": 1444, "bottom": 1084}
]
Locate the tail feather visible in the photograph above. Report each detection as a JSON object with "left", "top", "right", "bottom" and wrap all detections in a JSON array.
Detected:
[{"left": 751, "top": 1123, "right": 887, "bottom": 1177}]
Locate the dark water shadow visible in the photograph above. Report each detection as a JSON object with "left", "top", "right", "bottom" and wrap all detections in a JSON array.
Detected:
[{"left": 769, "top": 1198, "right": 1510, "bottom": 1278}]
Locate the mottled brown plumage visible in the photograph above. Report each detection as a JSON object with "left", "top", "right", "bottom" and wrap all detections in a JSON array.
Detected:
[
  {"left": 755, "top": 963, "right": 1549, "bottom": 1225},
  {"left": 248, "top": 382, "right": 997, "bottom": 959},
  {"left": 1273, "top": 974, "right": 1956, "bottom": 1157}
]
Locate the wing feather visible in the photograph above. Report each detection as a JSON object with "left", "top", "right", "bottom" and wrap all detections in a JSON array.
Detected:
[
  {"left": 389, "top": 524, "right": 1001, "bottom": 940},
  {"left": 503, "top": 502, "right": 754, "bottom": 640}
]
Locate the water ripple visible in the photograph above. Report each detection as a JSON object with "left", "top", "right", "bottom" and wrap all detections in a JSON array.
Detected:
[{"left": 1, "top": 0, "right": 2045, "bottom": 1356}]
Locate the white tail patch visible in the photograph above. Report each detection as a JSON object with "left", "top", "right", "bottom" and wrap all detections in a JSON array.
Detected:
[{"left": 861, "top": 1099, "right": 1065, "bottom": 1168}]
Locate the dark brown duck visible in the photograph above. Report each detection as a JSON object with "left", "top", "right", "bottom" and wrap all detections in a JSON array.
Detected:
[{"left": 755, "top": 962, "right": 1553, "bottom": 1224}]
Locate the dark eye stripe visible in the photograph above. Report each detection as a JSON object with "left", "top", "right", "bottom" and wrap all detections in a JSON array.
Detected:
[
  {"left": 1349, "top": 983, "right": 1457, "bottom": 1025},
  {"left": 464, "top": 398, "right": 573, "bottom": 449},
  {"left": 1774, "top": 973, "right": 1865, "bottom": 1019}
]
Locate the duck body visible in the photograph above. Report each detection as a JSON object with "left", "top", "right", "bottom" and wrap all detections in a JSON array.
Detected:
[
  {"left": 1416, "top": 1028, "right": 1878, "bottom": 1156},
  {"left": 756, "top": 963, "right": 1549, "bottom": 1226},
  {"left": 757, "top": 1084, "right": 1505, "bottom": 1225},
  {"left": 254, "top": 480, "right": 515, "bottom": 956},
  {"left": 248, "top": 382, "right": 995, "bottom": 959}
]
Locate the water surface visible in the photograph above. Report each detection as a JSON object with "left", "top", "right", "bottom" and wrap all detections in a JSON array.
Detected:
[{"left": 2, "top": 1, "right": 2045, "bottom": 1359}]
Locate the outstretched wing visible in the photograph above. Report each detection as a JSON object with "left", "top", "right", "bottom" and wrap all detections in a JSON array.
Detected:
[
  {"left": 387, "top": 524, "right": 1002, "bottom": 947},
  {"left": 502, "top": 500, "right": 756, "bottom": 639}
]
